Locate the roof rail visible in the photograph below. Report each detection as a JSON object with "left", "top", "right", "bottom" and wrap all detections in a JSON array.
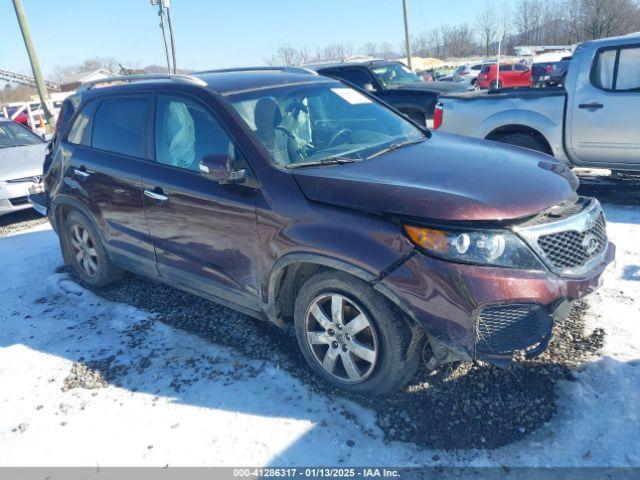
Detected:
[
  {"left": 76, "top": 74, "right": 207, "bottom": 92},
  {"left": 196, "top": 66, "right": 318, "bottom": 76}
]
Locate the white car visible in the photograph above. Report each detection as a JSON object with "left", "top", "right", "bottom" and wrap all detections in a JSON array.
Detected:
[
  {"left": 0, "top": 118, "right": 47, "bottom": 217},
  {"left": 453, "top": 63, "right": 495, "bottom": 87}
]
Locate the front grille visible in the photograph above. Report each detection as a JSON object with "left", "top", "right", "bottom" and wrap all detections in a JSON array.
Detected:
[
  {"left": 9, "top": 196, "right": 29, "bottom": 206},
  {"left": 476, "top": 304, "right": 553, "bottom": 354},
  {"left": 537, "top": 213, "right": 607, "bottom": 269},
  {"left": 515, "top": 197, "right": 609, "bottom": 276}
]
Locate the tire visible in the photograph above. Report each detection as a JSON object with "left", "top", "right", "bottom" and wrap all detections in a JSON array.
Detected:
[
  {"left": 496, "top": 132, "right": 550, "bottom": 155},
  {"left": 489, "top": 80, "right": 502, "bottom": 90},
  {"left": 293, "top": 271, "right": 421, "bottom": 395},
  {"left": 62, "top": 210, "right": 123, "bottom": 287}
]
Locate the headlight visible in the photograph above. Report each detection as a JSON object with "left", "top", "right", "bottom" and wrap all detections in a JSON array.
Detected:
[{"left": 404, "top": 225, "right": 544, "bottom": 269}]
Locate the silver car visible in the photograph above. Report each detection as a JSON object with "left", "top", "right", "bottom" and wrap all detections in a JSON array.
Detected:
[{"left": 0, "top": 118, "right": 47, "bottom": 217}]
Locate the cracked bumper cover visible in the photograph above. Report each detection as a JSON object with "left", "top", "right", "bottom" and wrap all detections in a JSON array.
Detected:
[{"left": 375, "top": 242, "right": 615, "bottom": 365}]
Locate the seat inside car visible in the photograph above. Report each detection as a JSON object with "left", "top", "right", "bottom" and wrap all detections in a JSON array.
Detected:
[{"left": 253, "top": 97, "right": 292, "bottom": 165}]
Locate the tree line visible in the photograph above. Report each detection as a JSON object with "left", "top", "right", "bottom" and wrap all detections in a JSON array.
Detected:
[{"left": 266, "top": 0, "right": 640, "bottom": 65}]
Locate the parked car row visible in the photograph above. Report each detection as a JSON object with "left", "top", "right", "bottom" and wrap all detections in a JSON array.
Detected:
[
  {"left": 23, "top": 44, "right": 616, "bottom": 395},
  {"left": 308, "top": 60, "right": 473, "bottom": 126},
  {"left": 436, "top": 33, "right": 640, "bottom": 174}
]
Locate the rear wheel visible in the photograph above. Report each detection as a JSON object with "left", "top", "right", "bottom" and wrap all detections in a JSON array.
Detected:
[
  {"left": 489, "top": 80, "right": 502, "bottom": 90},
  {"left": 495, "top": 132, "right": 550, "bottom": 155},
  {"left": 294, "top": 271, "right": 421, "bottom": 395},
  {"left": 62, "top": 210, "right": 123, "bottom": 287}
]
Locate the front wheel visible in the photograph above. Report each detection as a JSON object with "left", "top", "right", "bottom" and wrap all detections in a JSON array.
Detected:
[
  {"left": 294, "top": 271, "right": 421, "bottom": 395},
  {"left": 62, "top": 210, "right": 123, "bottom": 287}
]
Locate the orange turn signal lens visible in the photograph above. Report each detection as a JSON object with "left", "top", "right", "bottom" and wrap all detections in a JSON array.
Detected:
[{"left": 403, "top": 226, "right": 449, "bottom": 253}]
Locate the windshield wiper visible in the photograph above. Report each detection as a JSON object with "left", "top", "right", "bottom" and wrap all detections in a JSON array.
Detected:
[
  {"left": 285, "top": 156, "right": 359, "bottom": 169},
  {"left": 366, "top": 137, "right": 428, "bottom": 159}
]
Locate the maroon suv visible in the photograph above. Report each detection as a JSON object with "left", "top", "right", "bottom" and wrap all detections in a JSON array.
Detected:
[{"left": 32, "top": 69, "right": 614, "bottom": 395}]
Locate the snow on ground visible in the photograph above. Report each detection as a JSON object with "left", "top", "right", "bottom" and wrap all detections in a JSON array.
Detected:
[{"left": 0, "top": 204, "right": 638, "bottom": 467}]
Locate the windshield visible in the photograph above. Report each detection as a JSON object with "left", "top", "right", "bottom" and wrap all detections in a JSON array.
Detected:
[
  {"left": 227, "top": 82, "right": 424, "bottom": 168},
  {"left": 0, "top": 121, "right": 44, "bottom": 148},
  {"left": 370, "top": 63, "right": 420, "bottom": 88}
]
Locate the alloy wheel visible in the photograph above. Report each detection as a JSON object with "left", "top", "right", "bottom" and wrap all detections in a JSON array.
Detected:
[
  {"left": 304, "top": 293, "right": 378, "bottom": 383},
  {"left": 69, "top": 224, "right": 99, "bottom": 277}
]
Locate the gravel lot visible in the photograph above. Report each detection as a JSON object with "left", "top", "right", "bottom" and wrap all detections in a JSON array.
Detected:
[
  {"left": 1, "top": 181, "right": 636, "bottom": 453},
  {"left": 0, "top": 209, "right": 48, "bottom": 237}
]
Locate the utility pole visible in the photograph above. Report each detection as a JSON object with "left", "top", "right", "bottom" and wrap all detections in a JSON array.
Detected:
[
  {"left": 152, "top": 0, "right": 173, "bottom": 73},
  {"left": 402, "top": 0, "right": 413, "bottom": 70},
  {"left": 164, "top": 0, "right": 177, "bottom": 73},
  {"left": 12, "top": 0, "right": 54, "bottom": 123}
]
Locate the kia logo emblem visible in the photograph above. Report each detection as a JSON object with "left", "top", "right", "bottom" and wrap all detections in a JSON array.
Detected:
[{"left": 582, "top": 234, "right": 600, "bottom": 256}]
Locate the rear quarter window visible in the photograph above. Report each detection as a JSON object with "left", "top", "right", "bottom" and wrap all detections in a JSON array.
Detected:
[{"left": 66, "top": 100, "right": 99, "bottom": 147}]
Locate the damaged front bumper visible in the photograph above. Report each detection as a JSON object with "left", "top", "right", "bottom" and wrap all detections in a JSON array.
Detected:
[{"left": 376, "top": 242, "right": 615, "bottom": 368}]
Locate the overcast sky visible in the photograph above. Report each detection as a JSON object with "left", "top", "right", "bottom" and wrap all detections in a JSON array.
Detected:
[{"left": 1, "top": 0, "right": 490, "bottom": 77}]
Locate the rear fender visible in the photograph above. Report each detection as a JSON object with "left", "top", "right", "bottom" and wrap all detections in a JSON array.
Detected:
[{"left": 475, "top": 109, "right": 567, "bottom": 162}]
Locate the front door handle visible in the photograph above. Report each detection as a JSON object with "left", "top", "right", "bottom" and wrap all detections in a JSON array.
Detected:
[
  {"left": 578, "top": 102, "right": 604, "bottom": 110},
  {"left": 144, "top": 188, "right": 169, "bottom": 203}
]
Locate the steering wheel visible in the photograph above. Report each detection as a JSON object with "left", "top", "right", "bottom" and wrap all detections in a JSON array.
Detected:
[
  {"left": 275, "top": 126, "right": 306, "bottom": 164},
  {"left": 327, "top": 128, "right": 353, "bottom": 148},
  {"left": 275, "top": 125, "right": 296, "bottom": 140}
]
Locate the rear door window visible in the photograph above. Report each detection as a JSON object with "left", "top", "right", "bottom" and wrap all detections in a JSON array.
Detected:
[
  {"left": 329, "top": 68, "right": 374, "bottom": 89},
  {"left": 591, "top": 46, "right": 640, "bottom": 91},
  {"left": 616, "top": 47, "right": 640, "bottom": 90},
  {"left": 515, "top": 64, "right": 529, "bottom": 71},
  {"left": 92, "top": 97, "right": 149, "bottom": 158}
]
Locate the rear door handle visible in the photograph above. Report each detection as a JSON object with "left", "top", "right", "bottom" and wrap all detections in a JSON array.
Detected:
[
  {"left": 578, "top": 102, "right": 604, "bottom": 110},
  {"left": 73, "top": 167, "right": 91, "bottom": 178},
  {"left": 144, "top": 188, "right": 169, "bottom": 203}
]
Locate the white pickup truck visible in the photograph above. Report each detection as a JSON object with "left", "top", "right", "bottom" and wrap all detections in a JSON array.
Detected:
[{"left": 436, "top": 33, "right": 640, "bottom": 173}]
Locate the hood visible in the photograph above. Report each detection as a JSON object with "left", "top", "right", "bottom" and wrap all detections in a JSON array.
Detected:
[
  {"left": 0, "top": 143, "right": 47, "bottom": 181},
  {"left": 395, "top": 81, "right": 473, "bottom": 93},
  {"left": 292, "top": 132, "right": 578, "bottom": 222}
]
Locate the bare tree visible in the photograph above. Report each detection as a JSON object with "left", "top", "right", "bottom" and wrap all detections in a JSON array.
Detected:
[
  {"left": 0, "top": 84, "right": 38, "bottom": 103},
  {"left": 50, "top": 57, "right": 121, "bottom": 83},
  {"left": 361, "top": 42, "right": 378, "bottom": 57},
  {"left": 476, "top": 3, "right": 499, "bottom": 55},
  {"left": 379, "top": 41, "right": 395, "bottom": 59},
  {"left": 580, "top": 0, "right": 640, "bottom": 40},
  {"left": 264, "top": 0, "right": 640, "bottom": 65},
  {"left": 514, "top": 0, "right": 545, "bottom": 44}
]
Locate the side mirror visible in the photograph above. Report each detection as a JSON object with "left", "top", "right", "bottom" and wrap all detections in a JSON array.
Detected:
[
  {"left": 363, "top": 83, "right": 377, "bottom": 93},
  {"left": 199, "top": 153, "right": 247, "bottom": 185}
]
